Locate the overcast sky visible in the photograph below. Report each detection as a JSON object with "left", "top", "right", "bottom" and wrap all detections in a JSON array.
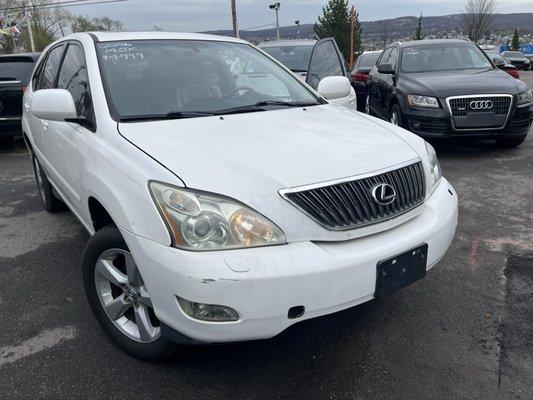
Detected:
[{"left": 64, "top": 0, "right": 533, "bottom": 32}]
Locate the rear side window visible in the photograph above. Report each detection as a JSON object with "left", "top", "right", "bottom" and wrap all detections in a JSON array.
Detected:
[
  {"left": 39, "top": 44, "right": 65, "bottom": 90},
  {"left": 57, "top": 43, "right": 92, "bottom": 118},
  {"left": 377, "top": 48, "right": 392, "bottom": 67},
  {"left": 0, "top": 57, "right": 35, "bottom": 83}
]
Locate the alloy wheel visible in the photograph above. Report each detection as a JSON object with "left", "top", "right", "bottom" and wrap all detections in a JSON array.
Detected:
[
  {"left": 94, "top": 248, "right": 160, "bottom": 343},
  {"left": 365, "top": 95, "right": 370, "bottom": 114},
  {"left": 390, "top": 111, "right": 399, "bottom": 126}
]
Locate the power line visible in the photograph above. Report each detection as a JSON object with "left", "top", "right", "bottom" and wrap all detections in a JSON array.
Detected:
[
  {"left": 240, "top": 22, "right": 275, "bottom": 32},
  {"left": 0, "top": 0, "right": 131, "bottom": 13}
]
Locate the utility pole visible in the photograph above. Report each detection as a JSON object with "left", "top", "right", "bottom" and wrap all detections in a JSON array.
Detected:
[
  {"left": 295, "top": 20, "right": 300, "bottom": 39},
  {"left": 24, "top": 1, "right": 36, "bottom": 53},
  {"left": 349, "top": 5, "right": 355, "bottom": 69},
  {"left": 230, "top": 0, "right": 239, "bottom": 39},
  {"left": 269, "top": 3, "right": 280, "bottom": 40}
]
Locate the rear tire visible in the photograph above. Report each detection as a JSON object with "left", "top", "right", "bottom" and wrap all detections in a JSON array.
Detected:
[
  {"left": 390, "top": 104, "right": 403, "bottom": 127},
  {"left": 82, "top": 226, "right": 178, "bottom": 361},
  {"left": 31, "top": 154, "right": 65, "bottom": 213},
  {"left": 496, "top": 135, "right": 527, "bottom": 148}
]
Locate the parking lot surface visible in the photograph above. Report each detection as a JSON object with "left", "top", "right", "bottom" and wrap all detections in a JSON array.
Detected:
[{"left": 1, "top": 73, "right": 532, "bottom": 400}]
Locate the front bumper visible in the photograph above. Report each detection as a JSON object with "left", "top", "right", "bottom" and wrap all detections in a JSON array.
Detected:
[
  {"left": 401, "top": 101, "right": 532, "bottom": 139},
  {"left": 121, "top": 178, "right": 458, "bottom": 344}
]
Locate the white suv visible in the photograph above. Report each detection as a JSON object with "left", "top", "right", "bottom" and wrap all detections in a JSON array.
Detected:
[{"left": 22, "top": 32, "right": 458, "bottom": 361}]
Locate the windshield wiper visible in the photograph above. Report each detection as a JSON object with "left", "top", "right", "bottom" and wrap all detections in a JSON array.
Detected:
[
  {"left": 253, "top": 100, "right": 319, "bottom": 107},
  {"left": 119, "top": 111, "right": 216, "bottom": 122},
  {"left": 215, "top": 101, "right": 320, "bottom": 116}
]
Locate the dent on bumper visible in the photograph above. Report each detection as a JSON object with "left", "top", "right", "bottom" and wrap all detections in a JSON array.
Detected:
[{"left": 121, "top": 178, "right": 458, "bottom": 343}]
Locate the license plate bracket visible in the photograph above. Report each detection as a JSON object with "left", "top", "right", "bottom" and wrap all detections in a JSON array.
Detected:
[{"left": 375, "top": 244, "right": 428, "bottom": 298}]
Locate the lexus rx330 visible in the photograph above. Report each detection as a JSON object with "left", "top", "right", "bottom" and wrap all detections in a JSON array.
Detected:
[{"left": 22, "top": 32, "right": 458, "bottom": 361}]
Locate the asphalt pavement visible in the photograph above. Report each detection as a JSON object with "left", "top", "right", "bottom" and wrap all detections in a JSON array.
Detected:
[{"left": 0, "top": 72, "right": 532, "bottom": 400}]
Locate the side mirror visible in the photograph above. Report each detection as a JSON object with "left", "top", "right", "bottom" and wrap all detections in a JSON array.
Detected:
[
  {"left": 378, "top": 63, "right": 395, "bottom": 74},
  {"left": 492, "top": 57, "right": 504, "bottom": 67},
  {"left": 317, "top": 76, "right": 351, "bottom": 100},
  {"left": 31, "top": 89, "right": 77, "bottom": 122}
]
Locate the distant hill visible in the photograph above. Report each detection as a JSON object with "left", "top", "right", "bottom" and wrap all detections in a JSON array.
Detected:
[{"left": 204, "top": 13, "right": 533, "bottom": 44}]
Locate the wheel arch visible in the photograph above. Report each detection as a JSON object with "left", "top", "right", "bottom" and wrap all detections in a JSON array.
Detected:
[{"left": 88, "top": 196, "right": 116, "bottom": 232}]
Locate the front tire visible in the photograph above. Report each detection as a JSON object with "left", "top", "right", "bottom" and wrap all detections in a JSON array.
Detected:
[
  {"left": 496, "top": 135, "right": 527, "bottom": 148},
  {"left": 82, "top": 226, "right": 177, "bottom": 361},
  {"left": 31, "top": 154, "right": 64, "bottom": 212}
]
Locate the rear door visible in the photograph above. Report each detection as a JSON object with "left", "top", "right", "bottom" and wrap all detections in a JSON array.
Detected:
[
  {"left": 306, "top": 38, "right": 346, "bottom": 91},
  {"left": 369, "top": 47, "right": 392, "bottom": 118},
  {"left": 26, "top": 44, "right": 65, "bottom": 154},
  {"left": 0, "top": 56, "right": 35, "bottom": 125},
  {"left": 44, "top": 41, "right": 95, "bottom": 208}
]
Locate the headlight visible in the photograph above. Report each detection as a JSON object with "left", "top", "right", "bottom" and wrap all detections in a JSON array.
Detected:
[
  {"left": 516, "top": 89, "right": 533, "bottom": 106},
  {"left": 407, "top": 94, "right": 440, "bottom": 108},
  {"left": 149, "top": 181, "right": 286, "bottom": 251},
  {"left": 425, "top": 142, "right": 442, "bottom": 193}
]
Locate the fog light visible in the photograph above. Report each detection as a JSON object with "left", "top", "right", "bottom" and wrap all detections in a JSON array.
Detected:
[
  {"left": 177, "top": 297, "right": 239, "bottom": 322},
  {"left": 411, "top": 120, "right": 422, "bottom": 130}
]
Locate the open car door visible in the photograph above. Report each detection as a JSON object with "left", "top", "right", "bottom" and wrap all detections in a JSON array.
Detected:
[{"left": 306, "top": 38, "right": 356, "bottom": 109}]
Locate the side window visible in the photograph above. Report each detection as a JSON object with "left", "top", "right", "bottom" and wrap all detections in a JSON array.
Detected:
[
  {"left": 31, "top": 58, "right": 46, "bottom": 90},
  {"left": 378, "top": 48, "right": 392, "bottom": 67},
  {"left": 388, "top": 47, "right": 399, "bottom": 69},
  {"left": 57, "top": 43, "right": 92, "bottom": 118},
  {"left": 40, "top": 44, "right": 65, "bottom": 90},
  {"left": 307, "top": 39, "right": 345, "bottom": 90}
]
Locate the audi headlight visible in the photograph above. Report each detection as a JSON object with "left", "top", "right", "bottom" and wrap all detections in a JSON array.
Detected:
[
  {"left": 425, "top": 142, "right": 442, "bottom": 194},
  {"left": 149, "top": 181, "right": 286, "bottom": 251},
  {"left": 516, "top": 89, "right": 533, "bottom": 106},
  {"left": 408, "top": 94, "right": 440, "bottom": 108}
]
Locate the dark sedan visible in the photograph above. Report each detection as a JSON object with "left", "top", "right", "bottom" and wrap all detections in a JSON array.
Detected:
[
  {"left": 0, "top": 53, "right": 39, "bottom": 144},
  {"left": 485, "top": 51, "right": 520, "bottom": 79},
  {"left": 366, "top": 39, "right": 533, "bottom": 147},
  {"left": 501, "top": 51, "right": 531, "bottom": 71},
  {"left": 350, "top": 51, "right": 381, "bottom": 111}
]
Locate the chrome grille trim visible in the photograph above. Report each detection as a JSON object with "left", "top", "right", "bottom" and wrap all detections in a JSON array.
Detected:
[
  {"left": 445, "top": 94, "right": 513, "bottom": 131},
  {"left": 279, "top": 159, "right": 426, "bottom": 231}
]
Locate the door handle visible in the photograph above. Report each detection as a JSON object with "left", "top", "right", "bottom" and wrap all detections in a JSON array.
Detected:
[{"left": 41, "top": 120, "right": 49, "bottom": 130}]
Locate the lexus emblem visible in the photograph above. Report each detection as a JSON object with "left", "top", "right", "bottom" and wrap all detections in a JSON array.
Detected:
[
  {"left": 469, "top": 100, "right": 493, "bottom": 110},
  {"left": 371, "top": 183, "right": 396, "bottom": 205}
]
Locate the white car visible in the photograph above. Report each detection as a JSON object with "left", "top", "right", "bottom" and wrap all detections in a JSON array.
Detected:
[
  {"left": 258, "top": 38, "right": 357, "bottom": 110},
  {"left": 22, "top": 32, "right": 458, "bottom": 361}
]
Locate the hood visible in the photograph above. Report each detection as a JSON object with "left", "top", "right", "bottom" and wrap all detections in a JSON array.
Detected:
[
  {"left": 119, "top": 105, "right": 420, "bottom": 202},
  {"left": 400, "top": 69, "right": 527, "bottom": 98}
]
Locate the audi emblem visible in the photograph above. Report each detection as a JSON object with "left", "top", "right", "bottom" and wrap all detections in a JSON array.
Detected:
[{"left": 469, "top": 100, "right": 493, "bottom": 110}]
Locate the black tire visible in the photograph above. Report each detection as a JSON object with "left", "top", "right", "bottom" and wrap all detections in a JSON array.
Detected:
[
  {"left": 390, "top": 104, "right": 403, "bottom": 127},
  {"left": 82, "top": 225, "right": 177, "bottom": 361},
  {"left": 31, "top": 154, "right": 65, "bottom": 213},
  {"left": 496, "top": 135, "right": 527, "bottom": 148}
]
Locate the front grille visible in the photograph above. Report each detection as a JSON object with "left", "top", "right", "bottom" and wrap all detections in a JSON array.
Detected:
[
  {"left": 281, "top": 161, "right": 426, "bottom": 230},
  {"left": 448, "top": 95, "right": 511, "bottom": 117}
]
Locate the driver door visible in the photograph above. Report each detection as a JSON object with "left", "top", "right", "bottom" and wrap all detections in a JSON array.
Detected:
[{"left": 306, "top": 38, "right": 355, "bottom": 109}]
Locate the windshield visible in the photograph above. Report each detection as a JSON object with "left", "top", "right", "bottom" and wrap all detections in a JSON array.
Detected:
[
  {"left": 354, "top": 52, "right": 381, "bottom": 69},
  {"left": 260, "top": 45, "right": 313, "bottom": 71},
  {"left": 96, "top": 40, "right": 320, "bottom": 120},
  {"left": 401, "top": 43, "right": 493, "bottom": 73},
  {"left": 0, "top": 58, "right": 35, "bottom": 82},
  {"left": 502, "top": 51, "right": 524, "bottom": 58}
]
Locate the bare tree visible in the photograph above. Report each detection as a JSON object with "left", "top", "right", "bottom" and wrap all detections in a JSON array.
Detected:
[{"left": 462, "top": 0, "right": 497, "bottom": 43}]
